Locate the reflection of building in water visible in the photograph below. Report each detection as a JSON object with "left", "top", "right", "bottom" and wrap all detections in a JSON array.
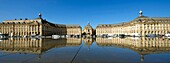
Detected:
[
  {"left": 82, "top": 38, "right": 94, "bottom": 50},
  {"left": 96, "top": 37, "right": 170, "bottom": 48},
  {"left": 0, "top": 38, "right": 43, "bottom": 54},
  {"left": 83, "top": 38, "right": 94, "bottom": 46},
  {"left": 0, "top": 38, "right": 82, "bottom": 54},
  {"left": 96, "top": 37, "right": 170, "bottom": 61},
  {"left": 66, "top": 38, "right": 82, "bottom": 46}
]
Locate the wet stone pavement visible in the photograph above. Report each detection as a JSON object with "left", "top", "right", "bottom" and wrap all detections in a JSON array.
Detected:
[{"left": 0, "top": 37, "right": 170, "bottom": 63}]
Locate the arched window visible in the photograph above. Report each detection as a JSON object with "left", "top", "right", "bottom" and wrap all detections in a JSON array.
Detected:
[
  {"left": 158, "top": 31, "right": 159, "bottom": 34},
  {"left": 151, "top": 31, "right": 154, "bottom": 34}
]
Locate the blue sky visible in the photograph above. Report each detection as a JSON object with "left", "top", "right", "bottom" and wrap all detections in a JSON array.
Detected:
[{"left": 0, "top": 0, "right": 170, "bottom": 28}]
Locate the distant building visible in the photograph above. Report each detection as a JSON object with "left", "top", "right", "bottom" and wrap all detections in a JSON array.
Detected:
[
  {"left": 96, "top": 10, "right": 170, "bottom": 36},
  {"left": 96, "top": 24, "right": 113, "bottom": 36},
  {"left": 66, "top": 25, "right": 82, "bottom": 36},
  {"left": 82, "top": 22, "right": 95, "bottom": 36},
  {"left": 0, "top": 13, "right": 82, "bottom": 37}
]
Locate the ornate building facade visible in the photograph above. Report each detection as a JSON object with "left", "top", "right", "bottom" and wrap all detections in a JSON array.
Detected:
[
  {"left": 82, "top": 22, "right": 94, "bottom": 36},
  {"left": 0, "top": 13, "right": 82, "bottom": 37},
  {"left": 96, "top": 11, "right": 170, "bottom": 36}
]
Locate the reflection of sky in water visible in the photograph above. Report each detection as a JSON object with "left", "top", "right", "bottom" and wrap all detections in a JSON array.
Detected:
[{"left": 0, "top": 37, "right": 170, "bottom": 63}]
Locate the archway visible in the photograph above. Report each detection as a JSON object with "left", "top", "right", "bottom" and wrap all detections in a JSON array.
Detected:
[
  {"left": 82, "top": 32, "right": 86, "bottom": 35},
  {"left": 151, "top": 31, "right": 154, "bottom": 34}
]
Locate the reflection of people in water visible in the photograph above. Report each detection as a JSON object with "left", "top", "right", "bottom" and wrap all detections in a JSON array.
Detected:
[
  {"left": 140, "top": 55, "right": 144, "bottom": 62},
  {"left": 38, "top": 53, "right": 42, "bottom": 60}
]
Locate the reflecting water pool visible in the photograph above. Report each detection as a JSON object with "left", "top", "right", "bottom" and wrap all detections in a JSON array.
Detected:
[{"left": 0, "top": 37, "right": 170, "bottom": 63}]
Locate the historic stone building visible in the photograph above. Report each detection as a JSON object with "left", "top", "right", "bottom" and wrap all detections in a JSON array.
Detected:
[
  {"left": 96, "top": 10, "right": 170, "bottom": 36},
  {"left": 55, "top": 24, "right": 67, "bottom": 35},
  {"left": 0, "top": 13, "right": 82, "bottom": 37},
  {"left": 82, "top": 22, "right": 95, "bottom": 36},
  {"left": 66, "top": 25, "right": 82, "bottom": 37},
  {"left": 96, "top": 24, "right": 113, "bottom": 36}
]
